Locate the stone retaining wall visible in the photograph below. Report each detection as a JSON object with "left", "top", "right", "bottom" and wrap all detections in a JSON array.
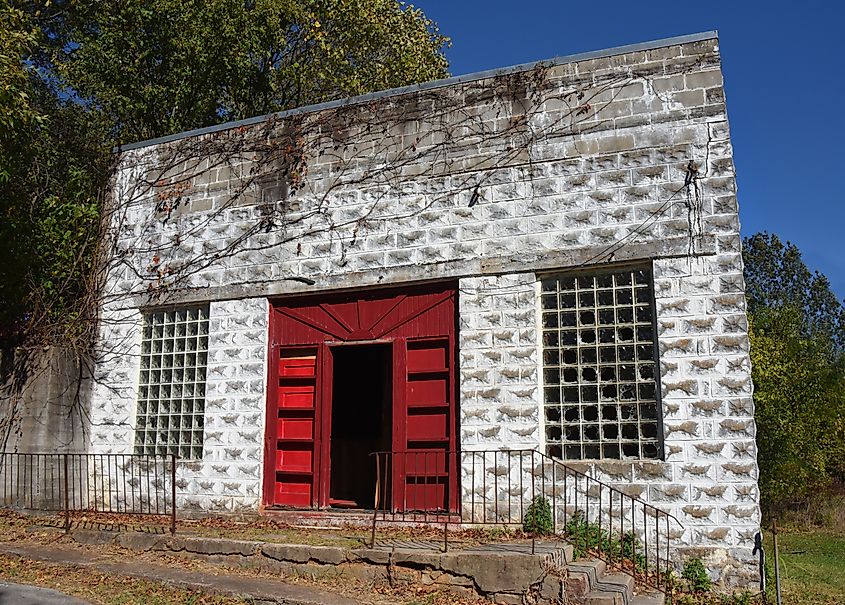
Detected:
[{"left": 70, "top": 529, "right": 578, "bottom": 605}]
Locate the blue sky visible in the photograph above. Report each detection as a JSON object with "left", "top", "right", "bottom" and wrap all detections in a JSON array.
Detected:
[{"left": 415, "top": 1, "right": 844, "bottom": 299}]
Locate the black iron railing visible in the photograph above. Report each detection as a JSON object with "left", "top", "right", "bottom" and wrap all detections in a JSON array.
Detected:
[
  {"left": 371, "top": 449, "right": 683, "bottom": 592},
  {"left": 0, "top": 452, "right": 176, "bottom": 534}
]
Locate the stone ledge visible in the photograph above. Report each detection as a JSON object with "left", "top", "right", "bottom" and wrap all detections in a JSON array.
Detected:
[{"left": 60, "top": 528, "right": 634, "bottom": 604}]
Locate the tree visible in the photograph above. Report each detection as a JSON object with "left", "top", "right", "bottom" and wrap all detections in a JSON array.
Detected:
[
  {"left": 743, "top": 233, "right": 845, "bottom": 516},
  {"left": 0, "top": 6, "right": 42, "bottom": 144},
  {"left": 743, "top": 232, "right": 844, "bottom": 351},
  {"left": 1, "top": 0, "right": 449, "bottom": 346},
  {"left": 39, "top": 0, "right": 450, "bottom": 143},
  {"left": 750, "top": 306, "right": 845, "bottom": 514},
  {"left": 0, "top": 79, "right": 111, "bottom": 345},
  {"left": 2, "top": 6, "right": 108, "bottom": 344}
]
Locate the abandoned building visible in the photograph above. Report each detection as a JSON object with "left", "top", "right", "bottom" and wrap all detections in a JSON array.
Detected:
[{"left": 64, "top": 31, "right": 760, "bottom": 587}]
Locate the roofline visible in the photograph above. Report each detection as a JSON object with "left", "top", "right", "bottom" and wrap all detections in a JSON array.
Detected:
[{"left": 117, "top": 30, "right": 718, "bottom": 153}]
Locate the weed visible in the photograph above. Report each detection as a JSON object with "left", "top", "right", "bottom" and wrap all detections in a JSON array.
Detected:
[
  {"left": 563, "top": 510, "right": 646, "bottom": 571},
  {"left": 682, "top": 558, "right": 712, "bottom": 593}
]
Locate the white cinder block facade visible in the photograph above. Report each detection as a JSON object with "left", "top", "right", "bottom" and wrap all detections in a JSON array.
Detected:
[{"left": 91, "top": 32, "right": 759, "bottom": 587}]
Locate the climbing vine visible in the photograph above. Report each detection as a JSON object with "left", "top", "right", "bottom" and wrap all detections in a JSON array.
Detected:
[{"left": 2, "top": 32, "right": 719, "bottom": 447}]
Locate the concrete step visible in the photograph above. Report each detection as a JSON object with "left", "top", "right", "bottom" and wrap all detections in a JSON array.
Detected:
[
  {"left": 263, "top": 508, "right": 463, "bottom": 529},
  {"left": 584, "top": 591, "right": 624, "bottom": 605},
  {"left": 565, "top": 553, "right": 664, "bottom": 605},
  {"left": 565, "top": 569, "right": 592, "bottom": 601},
  {"left": 630, "top": 591, "right": 665, "bottom": 605},
  {"left": 567, "top": 557, "right": 607, "bottom": 584},
  {"left": 597, "top": 572, "right": 635, "bottom": 594},
  {"left": 557, "top": 542, "right": 575, "bottom": 564}
]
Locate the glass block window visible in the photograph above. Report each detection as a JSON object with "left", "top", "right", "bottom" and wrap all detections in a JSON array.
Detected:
[
  {"left": 135, "top": 306, "right": 209, "bottom": 459},
  {"left": 541, "top": 267, "right": 661, "bottom": 460}
]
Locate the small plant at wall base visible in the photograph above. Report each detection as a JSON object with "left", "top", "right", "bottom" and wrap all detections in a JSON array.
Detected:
[
  {"left": 664, "top": 557, "right": 759, "bottom": 605},
  {"left": 682, "top": 558, "right": 713, "bottom": 593},
  {"left": 563, "top": 510, "right": 646, "bottom": 571},
  {"left": 667, "top": 588, "right": 757, "bottom": 605},
  {"left": 522, "top": 495, "right": 554, "bottom": 535}
]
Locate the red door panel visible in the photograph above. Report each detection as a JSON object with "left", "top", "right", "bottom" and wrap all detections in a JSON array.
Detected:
[
  {"left": 394, "top": 337, "right": 456, "bottom": 512},
  {"left": 275, "top": 480, "right": 311, "bottom": 507},
  {"left": 407, "top": 341, "right": 448, "bottom": 372},
  {"left": 279, "top": 357, "right": 317, "bottom": 378},
  {"left": 278, "top": 384, "right": 315, "bottom": 409},
  {"left": 277, "top": 417, "right": 313, "bottom": 440},
  {"left": 404, "top": 480, "right": 446, "bottom": 512},
  {"left": 275, "top": 447, "right": 312, "bottom": 472},
  {"left": 404, "top": 450, "right": 448, "bottom": 475},
  {"left": 406, "top": 412, "right": 448, "bottom": 441},
  {"left": 407, "top": 378, "right": 448, "bottom": 407},
  {"left": 268, "top": 349, "right": 318, "bottom": 507}
]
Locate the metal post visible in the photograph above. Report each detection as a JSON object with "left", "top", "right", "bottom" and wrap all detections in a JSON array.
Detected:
[
  {"left": 773, "top": 520, "right": 782, "bottom": 605},
  {"left": 531, "top": 450, "right": 536, "bottom": 555},
  {"left": 170, "top": 454, "right": 177, "bottom": 535},
  {"left": 551, "top": 457, "right": 556, "bottom": 534},
  {"left": 471, "top": 452, "right": 476, "bottom": 523},
  {"left": 643, "top": 504, "right": 649, "bottom": 577},
  {"left": 371, "top": 454, "right": 380, "bottom": 548},
  {"left": 665, "top": 514, "right": 669, "bottom": 589},
  {"left": 62, "top": 454, "right": 70, "bottom": 532},
  {"left": 753, "top": 531, "right": 766, "bottom": 601},
  {"left": 493, "top": 451, "right": 498, "bottom": 522}
]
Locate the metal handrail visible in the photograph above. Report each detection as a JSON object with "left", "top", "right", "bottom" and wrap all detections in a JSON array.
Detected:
[
  {"left": 0, "top": 452, "right": 177, "bottom": 534},
  {"left": 370, "top": 449, "right": 683, "bottom": 592}
]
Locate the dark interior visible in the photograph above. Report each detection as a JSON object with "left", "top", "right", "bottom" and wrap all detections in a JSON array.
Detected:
[{"left": 329, "top": 344, "right": 392, "bottom": 508}]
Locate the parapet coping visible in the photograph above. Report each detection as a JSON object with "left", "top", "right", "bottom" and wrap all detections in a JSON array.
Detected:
[{"left": 118, "top": 30, "right": 718, "bottom": 153}]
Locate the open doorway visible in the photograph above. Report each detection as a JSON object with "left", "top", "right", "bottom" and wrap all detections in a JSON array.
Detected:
[{"left": 329, "top": 344, "right": 392, "bottom": 508}]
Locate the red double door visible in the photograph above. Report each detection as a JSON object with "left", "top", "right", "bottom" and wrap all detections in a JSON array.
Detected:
[{"left": 263, "top": 282, "right": 458, "bottom": 512}]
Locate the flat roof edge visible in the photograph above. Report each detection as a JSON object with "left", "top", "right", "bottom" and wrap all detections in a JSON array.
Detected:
[{"left": 117, "top": 30, "right": 718, "bottom": 153}]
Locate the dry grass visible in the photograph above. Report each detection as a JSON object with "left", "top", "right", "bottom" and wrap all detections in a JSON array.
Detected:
[
  {"left": 2, "top": 508, "right": 535, "bottom": 550},
  {"left": 0, "top": 555, "right": 246, "bottom": 605},
  {"left": 0, "top": 509, "right": 491, "bottom": 605}
]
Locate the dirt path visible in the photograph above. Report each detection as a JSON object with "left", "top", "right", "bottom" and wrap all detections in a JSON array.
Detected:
[
  {"left": 1, "top": 541, "right": 361, "bottom": 605},
  {"left": 0, "top": 512, "right": 490, "bottom": 605}
]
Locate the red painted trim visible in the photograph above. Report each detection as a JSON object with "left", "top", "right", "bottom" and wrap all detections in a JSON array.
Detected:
[
  {"left": 365, "top": 294, "right": 407, "bottom": 334},
  {"left": 319, "top": 302, "right": 354, "bottom": 333},
  {"left": 276, "top": 307, "right": 348, "bottom": 340},
  {"left": 355, "top": 299, "right": 362, "bottom": 331},
  {"left": 262, "top": 308, "right": 278, "bottom": 508},
  {"left": 317, "top": 343, "right": 333, "bottom": 507},
  {"left": 448, "top": 317, "right": 460, "bottom": 512},
  {"left": 392, "top": 338, "right": 408, "bottom": 511},
  {"left": 371, "top": 290, "right": 453, "bottom": 339}
]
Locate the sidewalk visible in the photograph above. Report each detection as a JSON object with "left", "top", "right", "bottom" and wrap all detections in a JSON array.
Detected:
[
  {"left": 0, "top": 542, "right": 361, "bottom": 605},
  {"left": 0, "top": 581, "right": 92, "bottom": 605}
]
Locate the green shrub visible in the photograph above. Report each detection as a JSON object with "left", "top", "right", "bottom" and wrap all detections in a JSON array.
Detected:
[
  {"left": 682, "top": 557, "right": 712, "bottom": 593},
  {"left": 522, "top": 495, "right": 554, "bottom": 535},
  {"left": 563, "top": 510, "right": 646, "bottom": 570}
]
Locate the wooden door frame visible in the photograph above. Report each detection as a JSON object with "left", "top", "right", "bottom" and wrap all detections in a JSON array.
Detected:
[
  {"left": 262, "top": 339, "right": 279, "bottom": 508},
  {"left": 263, "top": 282, "right": 459, "bottom": 511},
  {"left": 391, "top": 337, "right": 408, "bottom": 511},
  {"left": 318, "top": 339, "right": 393, "bottom": 508}
]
